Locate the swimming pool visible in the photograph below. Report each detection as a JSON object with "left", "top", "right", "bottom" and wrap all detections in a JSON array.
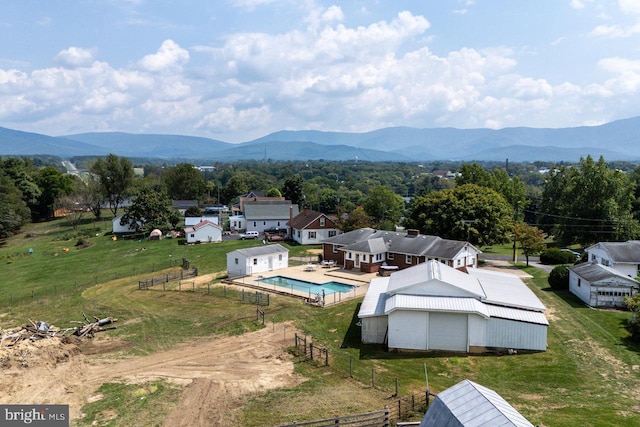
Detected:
[{"left": 257, "top": 275, "right": 356, "bottom": 296}]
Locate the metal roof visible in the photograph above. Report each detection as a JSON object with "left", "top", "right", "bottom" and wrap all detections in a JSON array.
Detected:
[
  {"left": 386, "top": 261, "right": 486, "bottom": 299},
  {"left": 485, "top": 304, "right": 549, "bottom": 326},
  {"left": 342, "top": 237, "right": 388, "bottom": 254},
  {"left": 569, "top": 262, "right": 640, "bottom": 286},
  {"left": 586, "top": 240, "right": 640, "bottom": 264},
  {"left": 468, "top": 268, "right": 546, "bottom": 312},
  {"left": 357, "top": 277, "right": 390, "bottom": 318},
  {"left": 385, "top": 295, "right": 490, "bottom": 318},
  {"left": 231, "top": 244, "right": 288, "bottom": 257},
  {"left": 419, "top": 379, "right": 534, "bottom": 427}
]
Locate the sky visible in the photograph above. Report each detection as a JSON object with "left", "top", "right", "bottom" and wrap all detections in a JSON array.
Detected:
[{"left": 1, "top": 0, "right": 640, "bottom": 143}]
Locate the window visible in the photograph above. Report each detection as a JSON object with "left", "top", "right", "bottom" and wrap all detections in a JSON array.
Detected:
[
  {"left": 253, "top": 221, "right": 257, "bottom": 227},
  {"left": 253, "top": 258, "right": 257, "bottom": 265},
  {"left": 190, "top": 234, "right": 195, "bottom": 238},
  {"left": 406, "top": 255, "right": 412, "bottom": 264},
  {"left": 333, "top": 245, "right": 339, "bottom": 253},
  {"left": 456, "top": 259, "right": 461, "bottom": 266},
  {"left": 263, "top": 221, "right": 266, "bottom": 226},
  {"left": 320, "top": 217, "right": 325, "bottom": 226},
  {"left": 388, "top": 253, "right": 395, "bottom": 260},
  {"left": 308, "top": 231, "right": 317, "bottom": 239},
  {"left": 362, "top": 254, "right": 367, "bottom": 262},
  {"left": 234, "top": 258, "right": 239, "bottom": 265},
  {"left": 277, "top": 221, "right": 280, "bottom": 226},
  {"left": 328, "top": 230, "right": 337, "bottom": 238},
  {"left": 278, "top": 254, "right": 282, "bottom": 261},
  {"left": 577, "top": 279, "right": 581, "bottom": 287},
  {"left": 297, "top": 230, "right": 301, "bottom": 237}
]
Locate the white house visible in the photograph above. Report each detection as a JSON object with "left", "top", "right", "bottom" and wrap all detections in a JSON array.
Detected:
[
  {"left": 228, "top": 215, "right": 246, "bottom": 232},
  {"left": 289, "top": 208, "right": 340, "bottom": 245},
  {"left": 568, "top": 262, "right": 639, "bottom": 308},
  {"left": 184, "top": 220, "right": 222, "bottom": 244},
  {"left": 585, "top": 240, "right": 640, "bottom": 278},
  {"left": 419, "top": 379, "right": 534, "bottom": 427},
  {"left": 358, "top": 260, "right": 548, "bottom": 353},
  {"left": 112, "top": 213, "right": 142, "bottom": 234},
  {"left": 243, "top": 201, "right": 299, "bottom": 233},
  {"left": 226, "top": 244, "right": 289, "bottom": 277}
]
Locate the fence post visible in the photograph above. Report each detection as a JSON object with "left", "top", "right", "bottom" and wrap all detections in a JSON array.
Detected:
[
  {"left": 371, "top": 368, "right": 375, "bottom": 387},
  {"left": 395, "top": 378, "right": 399, "bottom": 397},
  {"left": 325, "top": 348, "right": 329, "bottom": 366},
  {"left": 310, "top": 342, "right": 314, "bottom": 360}
]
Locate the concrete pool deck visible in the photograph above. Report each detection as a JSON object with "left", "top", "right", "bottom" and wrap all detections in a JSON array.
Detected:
[{"left": 226, "top": 263, "right": 378, "bottom": 306}]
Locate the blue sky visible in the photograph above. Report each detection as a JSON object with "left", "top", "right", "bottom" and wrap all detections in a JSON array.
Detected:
[{"left": 1, "top": 0, "right": 639, "bottom": 142}]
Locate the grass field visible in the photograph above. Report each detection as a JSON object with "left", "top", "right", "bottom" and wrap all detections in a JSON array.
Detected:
[{"left": 2, "top": 216, "right": 640, "bottom": 426}]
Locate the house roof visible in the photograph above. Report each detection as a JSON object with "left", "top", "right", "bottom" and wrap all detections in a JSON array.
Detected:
[
  {"left": 358, "top": 261, "right": 547, "bottom": 326},
  {"left": 569, "top": 262, "right": 640, "bottom": 286},
  {"left": 184, "top": 220, "right": 221, "bottom": 233},
  {"left": 419, "top": 379, "right": 534, "bottom": 427},
  {"left": 343, "top": 237, "right": 388, "bottom": 254},
  {"left": 231, "top": 244, "right": 288, "bottom": 258},
  {"left": 172, "top": 200, "right": 198, "bottom": 209},
  {"left": 289, "top": 209, "right": 335, "bottom": 230},
  {"left": 586, "top": 240, "right": 640, "bottom": 264},
  {"left": 243, "top": 201, "right": 299, "bottom": 220},
  {"left": 323, "top": 228, "right": 478, "bottom": 259}
]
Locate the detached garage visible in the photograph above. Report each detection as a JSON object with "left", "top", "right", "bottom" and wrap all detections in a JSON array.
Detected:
[{"left": 359, "top": 260, "right": 548, "bottom": 353}]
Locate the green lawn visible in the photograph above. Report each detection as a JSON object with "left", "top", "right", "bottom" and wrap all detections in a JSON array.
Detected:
[{"left": 2, "top": 218, "right": 640, "bottom": 426}]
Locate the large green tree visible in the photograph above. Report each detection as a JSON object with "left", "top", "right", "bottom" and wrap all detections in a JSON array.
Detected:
[
  {"left": 164, "top": 163, "right": 207, "bottom": 201},
  {"left": 514, "top": 223, "right": 547, "bottom": 266},
  {"left": 539, "top": 155, "right": 639, "bottom": 245},
  {"left": 405, "top": 184, "right": 514, "bottom": 246},
  {"left": 33, "top": 166, "right": 74, "bottom": 220},
  {"left": 0, "top": 172, "right": 31, "bottom": 238},
  {"left": 120, "top": 185, "right": 181, "bottom": 233},
  {"left": 90, "top": 154, "right": 134, "bottom": 216},
  {"left": 282, "top": 174, "right": 304, "bottom": 207},
  {"left": 362, "top": 185, "right": 405, "bottom": 229}
]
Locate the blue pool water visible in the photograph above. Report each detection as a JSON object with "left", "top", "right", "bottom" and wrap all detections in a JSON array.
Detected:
[{"left": 258, "top": 275, "right": 355, "bottom": 295}]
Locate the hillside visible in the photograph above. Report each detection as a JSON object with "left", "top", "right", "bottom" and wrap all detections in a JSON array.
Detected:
[{"left": 1, "top": 116, "right": 639, "bottom": 161}]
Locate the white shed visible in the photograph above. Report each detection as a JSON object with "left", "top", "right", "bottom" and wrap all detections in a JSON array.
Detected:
[
  {"left": 358, "top": 260, "right": 548, "bottom": 353},
  {"left": 226, "top": 244, "right": 289, "bottom": 277},
  {"left": 184, "top": 220, "right": 223, "bottom": 244},
  {"left": 569, "top": 262, "right": 639, "bottom": 308},
  {"left": 419, "top": 379, "right": 534, "bottom": 427},
  {"left": 112, "top": 213, "right": 141, "bottom": 234}
]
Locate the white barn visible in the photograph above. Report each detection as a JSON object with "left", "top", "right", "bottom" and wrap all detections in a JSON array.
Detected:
[
  {"left": 226, "top": 244, "right": 289, "bottom": 277},
  {"left": 358, "top": 260, "right": 548, "bottom": 353},
  {"left": 419, "top": 379, "right": 534, "bottom": 427},
  {"left": 569, "top": 262, "right": 639, "bottom": 308},
  {"left": 184, "top": 220, "right": 222, "bottom": 244}
]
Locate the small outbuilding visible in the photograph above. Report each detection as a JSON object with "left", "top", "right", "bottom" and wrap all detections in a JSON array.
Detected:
[
  {"left": 149, "top": 229, "right": 163, "bottom": 240},
  {"left": 112, "top": 213, "right": 142, "bottom": 234},
  {"left": 184, "top": 220, "right": 223, "bottom": 244},
  {"left": 568, "top": 262, "right": 639, "bottom": 308},
  {"left": 226, "top": 244, "right": 289, "bottom": 277},
  {"left": 419, "top": 379, "right": 534, "bottom": 427}
]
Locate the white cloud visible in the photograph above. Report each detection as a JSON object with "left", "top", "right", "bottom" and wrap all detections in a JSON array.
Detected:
[
  {"left": 54, "top": 47, "right": 96, "bottom": 68},
  {"left": 570, "top": 0, "right": 585, "bottom": 10},
  {"left": 138, "top": 39, "right": 189, "bottom": 72},
  {"left": 619, "top": 0, "right": 640, "bottom": 14}
]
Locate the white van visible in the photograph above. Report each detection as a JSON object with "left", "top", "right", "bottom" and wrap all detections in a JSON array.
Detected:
[{"left": 239, "top": 230, "right": 260, "bottom": 240}]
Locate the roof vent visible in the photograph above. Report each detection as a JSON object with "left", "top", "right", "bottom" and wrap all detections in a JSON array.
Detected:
[{"left": 407, "top": 229, "right": 420, "bottom": 236}]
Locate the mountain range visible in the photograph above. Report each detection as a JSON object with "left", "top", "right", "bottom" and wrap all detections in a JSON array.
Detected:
[{"left": 1, "top": 116, "right": 639, "bottom": 162}]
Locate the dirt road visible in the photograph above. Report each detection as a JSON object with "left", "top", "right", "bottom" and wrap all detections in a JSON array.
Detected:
[{"left": 0, "top": 322, "right": 304, "bottom": 426}]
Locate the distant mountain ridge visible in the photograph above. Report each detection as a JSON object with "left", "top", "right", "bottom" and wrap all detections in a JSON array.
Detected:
[{"left": 0, "top": 116, "right": 639, "bottom": 162}]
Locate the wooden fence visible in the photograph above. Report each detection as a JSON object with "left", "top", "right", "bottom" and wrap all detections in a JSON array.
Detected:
[
  {"left": 294, "top": 333, "right": 329, "bottom": 366},
  {"left": 138, "top": 267, "right": 198, "bottom": 290},
  {"left": 279, "top": 408, "right": 390, "bottom": 427}
]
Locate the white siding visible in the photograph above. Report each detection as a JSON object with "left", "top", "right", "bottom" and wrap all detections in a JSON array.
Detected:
[
  {"left": 428, "top": 312, "right": 468, "bottom": 352},
  {"left": 568, "top": 271, "right": 592, "bottom": 306},
  {"left": 388, "top": 311, "right": 428, "bottom": 350},
  {"left": 485, "top": 319, "right": 547, "bottom": 351},
  {"left": 361, "top": 316, "right": 388, "bottom": 344},
  {"left": 468, "top": 314, "right": 486, "bottom": 348}
]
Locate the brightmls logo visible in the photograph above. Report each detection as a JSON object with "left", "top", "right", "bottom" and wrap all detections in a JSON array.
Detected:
[{"left": 1, "top": 405, "right": 68, "bottom": 426}]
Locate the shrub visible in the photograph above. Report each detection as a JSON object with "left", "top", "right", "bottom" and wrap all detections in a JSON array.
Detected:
[
  {"left": 540, "top": 248, "right": 577, "bottom": 265},
  {"left": 548, "top": 265, "right": 570, "bottom": 290}
]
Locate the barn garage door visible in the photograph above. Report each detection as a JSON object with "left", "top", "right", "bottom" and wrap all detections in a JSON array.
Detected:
[{"left": 428, "top": 312, "right": 468, "bottom": 352}]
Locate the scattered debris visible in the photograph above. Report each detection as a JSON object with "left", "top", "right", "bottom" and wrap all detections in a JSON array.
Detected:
[{"left": 0, "top": 313, "right": 118, "bottom": 349}]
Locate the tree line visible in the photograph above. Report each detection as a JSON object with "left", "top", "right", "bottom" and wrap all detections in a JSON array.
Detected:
[{"left": 3, "top": 154, "right": 640, "bottom": 249}]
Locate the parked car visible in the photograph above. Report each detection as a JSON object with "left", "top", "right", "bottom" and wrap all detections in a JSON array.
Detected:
[{"left": 239, "top": 231, "right": 260, "bottom": 240}]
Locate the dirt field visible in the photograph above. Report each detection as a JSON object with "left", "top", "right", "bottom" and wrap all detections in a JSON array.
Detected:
[{"left": 0, "top": 322, "right": 305, "bottom": 426}]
